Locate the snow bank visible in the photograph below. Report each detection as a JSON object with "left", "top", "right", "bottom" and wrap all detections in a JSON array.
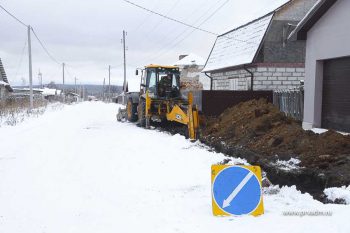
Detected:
[
  {"left": 324, "top": 186, "right": 350, "bottom": 204},
  {"left": 1, "top": 102, "right": 350, "bottom": 233},
  {"left": 273, "top": 158, "right": 303, "bottom": 171},
  {"left": 311, "top": 128, "right": 349, "bottom": 135}
]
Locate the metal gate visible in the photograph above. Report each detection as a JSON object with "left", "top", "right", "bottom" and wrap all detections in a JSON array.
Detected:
[{"left": 273, "top": 88, "right": 304, "bottom": 121}]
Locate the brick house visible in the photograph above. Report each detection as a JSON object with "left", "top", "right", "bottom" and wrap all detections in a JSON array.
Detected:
[
  {"left": 203, "top": 0, "right": 318, "bottom": 91},
  {"left": 0, "top": 58, "right": 13, "bottom": 100},
  {"left": 174, "top": 53, "right": 209, "bottom": 90}
]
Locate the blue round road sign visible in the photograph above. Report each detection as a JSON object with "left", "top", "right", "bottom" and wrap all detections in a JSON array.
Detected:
[{"left": 212, "top": 166, "right": 262, "bottom": 215}]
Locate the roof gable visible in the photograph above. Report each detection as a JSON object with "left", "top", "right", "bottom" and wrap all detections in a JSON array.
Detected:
[
  {"left": 290, "top": 0, "right": 338, "bottom": 40},
  {"left": 203, "top": 13, "right": 274, "bottom": 72}
]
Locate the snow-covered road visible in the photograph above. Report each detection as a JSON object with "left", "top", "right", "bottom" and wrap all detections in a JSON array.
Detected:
[{"left": 0, "top": 102, "right": 349, "bottom": 233}]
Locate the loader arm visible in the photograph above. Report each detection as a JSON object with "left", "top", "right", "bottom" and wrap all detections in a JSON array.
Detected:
[{"left": 165, "top": 92, "right": 199, "bottom": 141}]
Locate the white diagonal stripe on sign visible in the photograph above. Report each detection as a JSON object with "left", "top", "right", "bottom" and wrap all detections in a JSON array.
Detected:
[{"left": 222, "top": 172, "right": 254, "bottom": 208}]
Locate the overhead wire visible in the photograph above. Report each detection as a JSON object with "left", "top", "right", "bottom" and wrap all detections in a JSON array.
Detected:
[
  {"left": 128, "top": 0, "right": 224, "bottom": 66},
  {"left": 132, "top": 0, "right": 231, "bottom": 65},
  {"left": 122, "top": 0, "right": 218, "bottom": 36},
  {"left": 142, "top": 0, "right": 181, "bottom": 36},
  {"left": 2, "top": 0, "right": 262, "bottom": 85},
  {"left": 0, "top": 3, "right": 27, "bottom": 27},
  {"left": 31, "top": 28, "right": 61, "bottom": 65},
  {"left": 0, "top": 3, "right": 77, "bottom": 83},
  {"left": 160, "top": 0, "right": 260, "bottom": 55},
  {"left": 14, "top": 39, "right": 27, "bottom": 80},
  {"left": 130, "top": 0, "right": 163, "bottom": 33},
  {"left": 149, "top": 0, "right": 232, "bottom": 61}
]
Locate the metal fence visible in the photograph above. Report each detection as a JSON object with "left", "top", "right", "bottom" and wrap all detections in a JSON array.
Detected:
[
  {"left": 181, "top": 90, "right": 203, "bottom": 111},
  {"left": 273, "top": 88, "right": 304, "bottom": 121}
]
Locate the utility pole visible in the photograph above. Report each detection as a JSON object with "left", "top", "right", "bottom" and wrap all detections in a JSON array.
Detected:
[
  {"left": 80, "top": 84, "right": 82, "bottom": 100},
  {"left": 28, "top": 25, "right": 33, "bottom": 110},
  {"left": 74, "top": 77, "right": 77, "bottom": 94},
  {"left": 103, "top": 78, "right": 106, "bottom": 101},
  {"left": 122, "top": 30, "right": 127, "bottom": 92},
  {"left": 108, "top": 65, "right": 111, "bottom": 102},
  {"left": 62, "top": 62, "right": 65, "bottom": 102}
]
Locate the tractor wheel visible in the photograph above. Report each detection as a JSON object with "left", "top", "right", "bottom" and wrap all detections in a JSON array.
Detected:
[
  {"left": 138, "top": 98, "right": 146, "bottom": 127},
  {"left": 127, "top": 98, "right": 138, "bottom": 122}
]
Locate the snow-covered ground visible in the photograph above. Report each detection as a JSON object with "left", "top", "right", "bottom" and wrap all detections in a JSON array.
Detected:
[{"left": 0, "top": 102, "right": 349, "bottom": 233}]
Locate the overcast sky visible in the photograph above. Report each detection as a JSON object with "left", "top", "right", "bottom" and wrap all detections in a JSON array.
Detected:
[{"left": 0, "top": 0, "right": 288, "bottom": 88}]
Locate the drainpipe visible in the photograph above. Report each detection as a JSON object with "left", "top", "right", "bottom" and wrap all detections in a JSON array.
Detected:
[
  {"left": 244, "top": 65, "right": 254, "bottom": 91},
  {"left": 205, "top": 72, "right": 213, "bottom": 90}
]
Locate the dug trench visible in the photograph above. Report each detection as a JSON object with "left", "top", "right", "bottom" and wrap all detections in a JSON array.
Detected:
[{"left": 154, "top": 99, "right": 350, "bottom": 203}]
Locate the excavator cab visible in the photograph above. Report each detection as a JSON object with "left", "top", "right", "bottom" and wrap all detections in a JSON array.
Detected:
[{"left": 139, "top": 65, "right": 181, "bottom": 99}]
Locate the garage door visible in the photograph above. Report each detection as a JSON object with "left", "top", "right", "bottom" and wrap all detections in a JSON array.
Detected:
[{"left": 322, "top": 57, "right": 350, "bottom": 132}]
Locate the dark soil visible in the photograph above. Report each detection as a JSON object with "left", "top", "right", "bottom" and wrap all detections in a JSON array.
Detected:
[{"left": 200, "top": 99, "right": 350, "bottom": 202}]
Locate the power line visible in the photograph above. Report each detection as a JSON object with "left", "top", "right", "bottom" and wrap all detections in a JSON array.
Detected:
[
  {"left": 152, "top": 0, "right": 231, "bottom": 60},
  {"left": 14, "top": 39, "right": 27, "bottom": 80},
  {"left": 122, "top": 0, "right": 218, "bottom": 36},
  {"left": 132, "top": 0, "right": 231, "bottom": 65},
  {"left": 0, "top": 4, "right": 63, "bottom": 67},
  {"left": 128, "top": 0, "right": 224, "bottom": 66},
  {"left": 196, "top": 0, "right": 230, "bottom": 27},
  {"left": 143, "top": 0, "right": 182, "bottom": 35},
  {"left": 31, "top": 28, "right": 61, "bottom": 65},
  {"left": 130, "top": 0, "right": 163, "bottom": 32},
  {"left": 0, "top": 4, "right": 27, "bottom": 27}
]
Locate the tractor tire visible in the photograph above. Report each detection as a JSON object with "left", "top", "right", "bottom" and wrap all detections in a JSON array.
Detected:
[
  {"left": 127, "top": 98, "right": 138, "bottom": 122},
  {"left": 138, "top": 98, "right": 146, "bottom": 127}
]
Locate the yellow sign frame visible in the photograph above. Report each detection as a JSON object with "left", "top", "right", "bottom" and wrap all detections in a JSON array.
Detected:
[{"left": 211, "top": 165, "right": 264, "bottom": 217}]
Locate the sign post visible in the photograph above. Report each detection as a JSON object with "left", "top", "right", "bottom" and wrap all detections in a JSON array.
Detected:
[{"left": 211, "top": 165, "right": 264, "bottom": 217}]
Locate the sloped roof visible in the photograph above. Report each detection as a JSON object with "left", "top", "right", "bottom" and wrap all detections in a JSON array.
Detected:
[
  {"left": 0, "top": 58, "right": 9, "bottom": 83},
  {"left": 174, "top": 53, "right": 206, "bottom": 66},
  {"left": 289, "top": 0, "right": 337, "bottom": 40},
  {"left": 203, "top": 13, "right": 274, "bottom": 72},
  {"left": 0, "top": 58, "right": 13, "bottom": 92}
]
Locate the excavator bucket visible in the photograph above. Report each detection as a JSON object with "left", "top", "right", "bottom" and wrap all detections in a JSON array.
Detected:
[{"left": 165, "top": 92, "right": 199, "bottom": 141}]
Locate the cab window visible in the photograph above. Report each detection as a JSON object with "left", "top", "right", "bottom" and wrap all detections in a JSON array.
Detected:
[{"left": 147, "top": 70, "right": 157, "bottom": 93}]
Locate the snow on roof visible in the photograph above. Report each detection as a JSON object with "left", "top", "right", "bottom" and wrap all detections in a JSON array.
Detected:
[
  {"left": 0, "top": 80, "right": 10, "bottom": 86},
  {"left": 41, "top": 88, "right": 61, "bottom": 96},
  {"left": 174, "top": 53, "right": 206, "bottom": 66},
  {"left": 203, "top": 13, "right": 274, "bottom": 72},
  {"left": 0, "top": 58, "right": 13, "bottom": 92},
  {"left": 12, "top": 87, "right": 62, "bottom": 96}
]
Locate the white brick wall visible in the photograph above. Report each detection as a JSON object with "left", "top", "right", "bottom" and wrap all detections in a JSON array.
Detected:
[{"left": 212, "top": 66, "right": 305, "bottom": 91}]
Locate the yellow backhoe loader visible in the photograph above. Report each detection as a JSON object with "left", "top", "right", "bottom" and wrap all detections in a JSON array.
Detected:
[{"left": 117, "top": 64, "right": 199, "bottom": 140}]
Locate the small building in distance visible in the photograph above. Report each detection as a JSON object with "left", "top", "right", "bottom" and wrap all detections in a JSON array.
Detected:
[
  {"left": 41, "top": 87, "right": 62, "bottom": 101},
  {"left": 174, "top": 53, "right": 210, "bottom": 90},
  {"left": 203, "top": 0, "right": 318, "bottom": 91},
  {"left": 0, "top": 58, "right": 13, "bottom": 100}
]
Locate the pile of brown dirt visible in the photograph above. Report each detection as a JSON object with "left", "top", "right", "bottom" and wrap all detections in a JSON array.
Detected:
[{"left": 201, "top": 99, "right": 350, "bottom": 201}]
